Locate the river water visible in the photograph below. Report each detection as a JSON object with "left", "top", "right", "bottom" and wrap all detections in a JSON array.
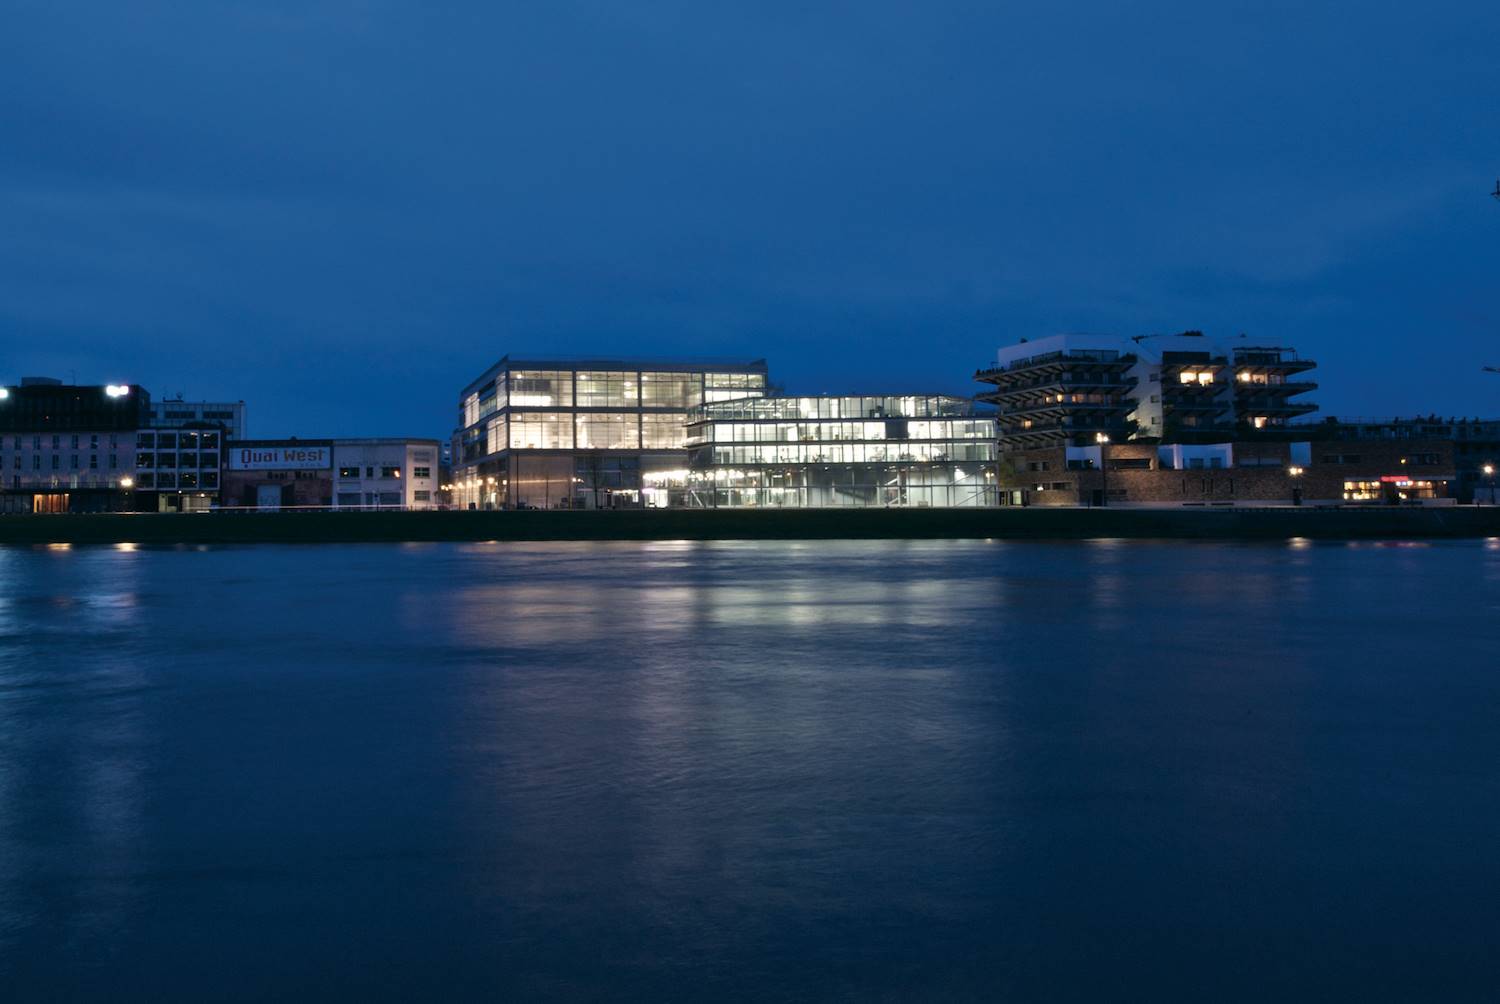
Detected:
[{"left": 1, "top": 539, "right": 1498, "bottom": 1001}]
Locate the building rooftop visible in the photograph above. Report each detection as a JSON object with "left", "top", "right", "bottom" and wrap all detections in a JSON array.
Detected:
[{"left": 461, "top": 356, "right": 769, "bottom": 397}]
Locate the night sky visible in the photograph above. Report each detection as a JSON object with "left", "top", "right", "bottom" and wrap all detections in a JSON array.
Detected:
[{"left": 4, "top": 2, "right": 1498, "bottom": 438}]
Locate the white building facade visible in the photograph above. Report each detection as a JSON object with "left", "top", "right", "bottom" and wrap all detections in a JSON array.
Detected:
[{"left": 331, "top": 439, "right": 441, "bottom": 510}]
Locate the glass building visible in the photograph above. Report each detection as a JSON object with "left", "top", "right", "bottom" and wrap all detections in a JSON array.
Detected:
[
  {"left": 684, "top": 395, "right": 998, "bottom": 508},
  {"left": 453, "top": 357, "right": 769, "bottom": 509}
]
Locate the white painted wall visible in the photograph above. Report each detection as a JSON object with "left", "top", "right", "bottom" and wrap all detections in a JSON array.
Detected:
[{"left": 330, "top": 439, "right": 440, "bottom": 509}]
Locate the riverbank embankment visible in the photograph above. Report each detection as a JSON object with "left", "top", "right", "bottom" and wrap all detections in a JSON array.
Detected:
[{"left": 3, "top": 506, "right": 1499, "bottom": 545}]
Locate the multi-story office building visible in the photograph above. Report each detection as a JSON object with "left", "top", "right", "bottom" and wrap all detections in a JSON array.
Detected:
[
  {"left": 133, "top": 427, "right": 226, "bottom": 512},
  {"left": 331, "top": 439, "right": 441, "bottom": 509},
  {"left": 453, "top": 357, "right": 769, "bottom": 509},
  {"left": 684, "top": 394, "right": 997, "bottom": 508},
  {"left": 0, "top": 378, "right": 147, "bottom": 513},
  {"left": 147, "top": 398, "right": 247, "bottom": 438},
  {"left": 975, "top": 332, "right": 1317, "bottom": 449}
]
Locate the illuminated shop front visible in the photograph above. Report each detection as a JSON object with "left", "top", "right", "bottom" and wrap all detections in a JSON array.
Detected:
[
  {"left": 1343, "top": 476, "right": 1450, "bottom": 504},
  {"left": 684, "top": 395, "right": 997, "bottom": 508}
]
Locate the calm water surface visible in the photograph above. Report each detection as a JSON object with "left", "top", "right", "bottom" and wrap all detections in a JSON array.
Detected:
[{"left": 1, "top": 539, "right": 1498, "bottom": 1001}]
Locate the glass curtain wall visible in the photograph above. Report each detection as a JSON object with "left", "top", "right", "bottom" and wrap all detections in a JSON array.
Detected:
[
  {"left": 576, "top": 413, "right": 640, "bottom": 450},
  {"left": 454, "top": 359, "right": 769, "bottom": 509},
  {"left": 685, "top": 395, "right": 997, "bottom": 508},
  {"left": 641, "top": 372, "right": 703, "bottom": 409},
  {"left": 576, "top": 371, "right": 639, "bottom": 408}
]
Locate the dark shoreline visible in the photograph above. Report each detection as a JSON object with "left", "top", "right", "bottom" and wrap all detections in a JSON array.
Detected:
[{"left": 3, "top": 506, "right": 1500, "bottom": 545}]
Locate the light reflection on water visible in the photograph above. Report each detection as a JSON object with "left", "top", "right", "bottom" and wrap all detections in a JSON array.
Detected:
[{"left": 1, "top": 539, "right": 1498, "bottom": 1000}]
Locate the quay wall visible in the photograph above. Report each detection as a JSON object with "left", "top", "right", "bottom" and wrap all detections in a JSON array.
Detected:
[{"left": 3, "top": 507, "right": 1500, "bottom": 545}]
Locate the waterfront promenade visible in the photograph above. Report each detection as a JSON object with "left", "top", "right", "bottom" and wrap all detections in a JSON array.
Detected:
[{"left": 3, "top": 506, "right": 1499, "bottom": 545}]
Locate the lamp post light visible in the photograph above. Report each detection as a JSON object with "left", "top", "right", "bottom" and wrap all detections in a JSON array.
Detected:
[
  {"left": 1484, "top": 463, "right": 1496, "bottom": 505},
  {"left": 1288, "top": 466, "right": 1304, "bottom": 507},
  {"left": 1095, "top": 432, "right": 1111, "bottom": 507}
]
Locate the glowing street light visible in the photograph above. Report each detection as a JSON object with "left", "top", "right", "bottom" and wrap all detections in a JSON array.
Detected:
[
  {"left": 120, "top": 477, "right": 134, "bottom": 489},
  {"left": 0, "top": 387, "right": 9, "bottom": 400},
  {"left": 105, "top": 384, "right": 130, "bottom": 398},
  {"left": 1095, "top": 432, "right": 1111, "bottom": 507},
  {"left": 1484, "top": 463, "right": 1497, "bottom": 505}
]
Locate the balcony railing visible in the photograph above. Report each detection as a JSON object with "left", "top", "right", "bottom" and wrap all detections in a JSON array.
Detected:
[{"left": 976, "top": 350, "right": 1137, "bottom": 378}]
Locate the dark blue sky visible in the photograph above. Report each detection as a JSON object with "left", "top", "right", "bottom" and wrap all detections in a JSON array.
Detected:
[{"left": 4, "top": 2, "right": 1498, "bottom": 437}]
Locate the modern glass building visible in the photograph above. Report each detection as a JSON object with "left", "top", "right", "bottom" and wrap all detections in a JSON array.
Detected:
[
  {"left": 684, "top": 395, "right": 997, "bottom": 508},
  {"left": 452, "top": 357, "right": 769, "bottom": 509}
]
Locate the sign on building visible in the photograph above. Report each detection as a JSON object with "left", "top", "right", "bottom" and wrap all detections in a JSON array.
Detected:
[{"left": 227, "top": 446, "right": 331, "bottom": 471}]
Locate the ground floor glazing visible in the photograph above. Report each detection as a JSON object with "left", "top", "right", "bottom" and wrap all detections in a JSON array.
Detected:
[{"left": 684, "top": 463, "right": 997, "bottom": 508}]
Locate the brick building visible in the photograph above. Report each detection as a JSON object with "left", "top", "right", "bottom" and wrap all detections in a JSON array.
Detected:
[
  {"left": 221, "top": 440, "right": 335, "bottom": 509},
  {"left": 1315, "top": 417, "right": 1499, "bottom": 503},
  {"left": 997, "top": 437, "right": 1455, "bottom": 507}
]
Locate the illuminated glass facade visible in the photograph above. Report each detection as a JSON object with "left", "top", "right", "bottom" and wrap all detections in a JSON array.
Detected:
[
  {"left": 453, "top": 357, "right": 769, "bottom": 509},
  {"left": 685, "top": 395, "right": 998, "bottom": 508}
]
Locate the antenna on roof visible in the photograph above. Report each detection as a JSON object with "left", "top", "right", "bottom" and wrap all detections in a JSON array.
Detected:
[{"left": 1492, "top": 178, "right": 1500, "bottom": 201}]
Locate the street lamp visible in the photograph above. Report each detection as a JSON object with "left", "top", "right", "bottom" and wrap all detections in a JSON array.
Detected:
[
  {"left": 1484, "top": 463, "right": 1496, "bottom": 505},
  {"left": 1288, "top": 466, "right": 1304, "bottom": 506},
  {"left": 1095, "top": 432, "right": 1111, "bottom": 507}
]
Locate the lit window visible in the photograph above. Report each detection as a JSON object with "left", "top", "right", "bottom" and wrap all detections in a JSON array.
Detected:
[
  {"left": 510, "top": 371, "right": 573, "bottom": 408},
  {"left": 576, "top": 413, "right": 640, "bottom": 450},
  {"left": 576, "top": 371, "right": 639, "bottom": 408}
]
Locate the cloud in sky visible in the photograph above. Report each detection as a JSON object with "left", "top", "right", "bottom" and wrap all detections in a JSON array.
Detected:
[{"left": 2, "top": 0, "right": 1498, "bottom": 435}]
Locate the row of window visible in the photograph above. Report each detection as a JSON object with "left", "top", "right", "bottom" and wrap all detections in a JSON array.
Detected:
[
  {"left": 137, "top": 431, "right": 221, "bottom": 449},
  {"left": 480, "top": 413, "right": 691, "bottom": 454},
  {"left": 7, "top": 434, "right": 122, "bottom": 450},
  {"left": 137, "top": 453, "right": 219, "bottom": 469},
  {"left": 134, "top": 472, "right": 220, "bottom": 489},
  {"left": 695, "top": 420, "right": 995, "bottom": 445},
  {"left": 694, "top": 396, "right": 973, "bottom": 422},
  {"left": 466, "top": 371, "right": 767, "bottom": 425},
  {"left": 10, "top": 475, "right": 122, "bottom": 490},
  {"left": 699, "top": 443, "right": 995, "bottom": 465},
  {"left": 336, "top": 465, "right": 423, "bottom": 480},
  {"left": 11, "top": 454, "right": 121, "bottom": 471},
  {"left": 157, "top": 409, "right": 235, "bottom": 421},
  {"left": 2, "top": 432, "right": 223, "bottom": 451}
]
